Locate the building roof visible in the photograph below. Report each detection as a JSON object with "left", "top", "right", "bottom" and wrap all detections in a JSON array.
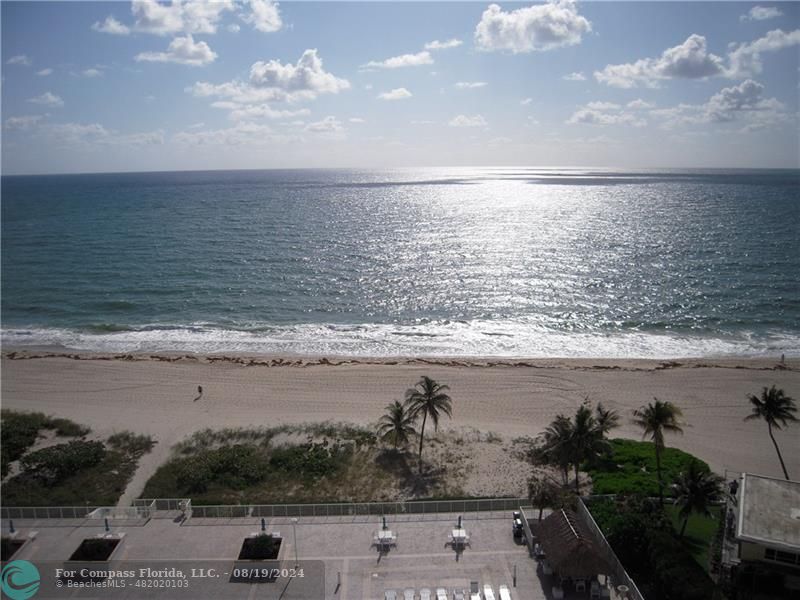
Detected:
[
  {"left": 737, "top": 473, "right": 800, "bottom": 552},
  {"left": 537, "top": 509, "right": 613, "bottom": 578}
]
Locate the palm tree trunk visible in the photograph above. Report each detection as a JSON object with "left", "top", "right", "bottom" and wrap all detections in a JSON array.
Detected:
[
  {"left": 656, "top": 443, "right": 664, "bottom": 506},
  {"left": 574, "top": 463, "right": 580, "bottom": 494},
  {"left": 418, "top": 411, "right": 428, "bottom": 473},
  {"left": 538, "top": 507, "right": 543, "bottom": 522},
  {"left": 768, "top": 422, "right": 790, "bottom": 480},
  {"left": 680, "top": 517, "right": 688, "bottom": 538}
]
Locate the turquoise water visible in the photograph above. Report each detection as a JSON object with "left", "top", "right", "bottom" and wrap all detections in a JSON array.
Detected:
[{"left": 2, "top": 167, "right": 798, "bottom": 357}]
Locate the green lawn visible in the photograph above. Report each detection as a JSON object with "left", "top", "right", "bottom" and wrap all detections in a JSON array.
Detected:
[{"left": 665, "top": 504, "right": 722, "bottom": 572}]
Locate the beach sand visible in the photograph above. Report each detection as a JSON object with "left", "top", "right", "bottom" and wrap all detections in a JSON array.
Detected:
[{"left": 2, "top": 352, "right": 799, "bottom": 505}]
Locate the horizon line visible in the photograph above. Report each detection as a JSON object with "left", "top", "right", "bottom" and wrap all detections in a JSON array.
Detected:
[{"left": 3, "top": 165, "right": 799, "bottom": 178}]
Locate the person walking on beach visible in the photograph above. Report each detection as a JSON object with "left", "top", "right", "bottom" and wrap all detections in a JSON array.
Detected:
[{"left": 194, "top": 385, "right": 203, "bottom": 402}]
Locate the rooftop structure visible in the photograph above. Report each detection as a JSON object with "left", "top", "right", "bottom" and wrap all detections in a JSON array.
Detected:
[{"left": 737, "top": 473, "right": 800, "bottom": 553}]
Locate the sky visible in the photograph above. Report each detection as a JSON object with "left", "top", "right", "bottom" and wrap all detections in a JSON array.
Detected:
[{"left": 1, "top": 1, "right": 799, "bottom": 174}]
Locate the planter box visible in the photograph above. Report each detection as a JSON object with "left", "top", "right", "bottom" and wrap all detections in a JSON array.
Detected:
[
  {"left": 231, "top": 534, "right": 283, "bottom": 582},
  {"left": 62, "top": 534, "right": 125, "bottom": 581},
  {"left": 1, "top": 537, "right": 26, "bottom": 561}
]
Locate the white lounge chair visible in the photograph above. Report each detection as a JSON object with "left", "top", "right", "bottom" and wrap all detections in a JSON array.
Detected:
[
  {"left": 498, "top": 584, "right": 512, "bottom": 600},
  {"left": 436, "top": 588, "right": 448, "bottom": 600},
  {"left": 385, "top": 591, "right": 397, "bottom": 600},
  {"left": 470, "top": 595, "right": 481, "bottom": 600},
  {"left": 404, "top": 589, "right": 415, "bottom": 600},
  {"left": 483, "top": 585, "right": 495, "bottom": 600},
  {"left": 552, "top": 586, "right": 564, "bottom": 600},
  {"left": 420, "top": 589, "right": 432, "bottom": 600}
]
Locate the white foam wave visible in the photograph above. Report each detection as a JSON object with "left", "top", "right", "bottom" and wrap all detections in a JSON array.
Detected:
[{"left": 3, "top": 321, "right": 799, "bottom": 358}]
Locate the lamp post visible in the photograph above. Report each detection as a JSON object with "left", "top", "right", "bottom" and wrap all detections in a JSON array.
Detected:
[{"left": 291, "top": 517, "right": 299, "bottom": 568}]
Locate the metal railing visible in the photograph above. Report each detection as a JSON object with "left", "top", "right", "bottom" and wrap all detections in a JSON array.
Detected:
[
  {"left": 1, "top": 506, "right": 97, "bottom": 520},
  {"left": 576, "top": 498, "right": 646, "bottom": 600},
  {"left": 186, "top": 497, "right": 527, "bottom": 519},
  {"left": 2, "top": 497, "right": 524, "bottom": 522}
]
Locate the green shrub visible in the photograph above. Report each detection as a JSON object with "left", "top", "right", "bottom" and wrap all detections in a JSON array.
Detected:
[
  {"left": 586, "top": 438, "right": 709, "bottom": 496},
  {"left": 107, "top": 432, "right": 155, "bottom": 458},
  {"left": 589, "top": 496, "right": 717, "bottom": 600},
  {"left": 20, "top": 440, "right": 106, "bottom": 484},
  {"left": 269, "top": 442, "right": 350, "bottom": 479},
  {"left": 1, "top": 410, "right": 90, "bottom": 477}
]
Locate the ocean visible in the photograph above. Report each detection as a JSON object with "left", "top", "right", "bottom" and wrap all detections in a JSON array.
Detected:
[{"left": 2, "top": 167, "right": 798, "bottom": 358}]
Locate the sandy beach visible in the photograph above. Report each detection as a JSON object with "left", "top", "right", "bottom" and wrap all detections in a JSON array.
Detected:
[{"left": 2, "top": 352, "right": 799, "bottom": 504}]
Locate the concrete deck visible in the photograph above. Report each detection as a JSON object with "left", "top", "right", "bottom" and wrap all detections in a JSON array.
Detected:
[{"left": 2, "top": 511, "right": 622, "bottom": 599}]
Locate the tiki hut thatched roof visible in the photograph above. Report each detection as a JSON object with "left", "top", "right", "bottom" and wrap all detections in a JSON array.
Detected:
[{"left": 537, "top": 508, "right": 613, "bottom": 579}]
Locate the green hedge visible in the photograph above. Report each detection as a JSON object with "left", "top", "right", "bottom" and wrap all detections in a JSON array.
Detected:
[{"left": 586, "top": 438, "right": 709, "bottom": 496}]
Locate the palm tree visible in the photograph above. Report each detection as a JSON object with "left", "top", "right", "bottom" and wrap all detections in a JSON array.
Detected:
[
  {"left": 528, "top": 475, "right": 562, "bottom": 521},
  {"left": 536, "top": 401, "right": 619, "bottom": 493},
  {"left": 673, "top": 460, "right": 723, "bottom": 538},
  {"left": 377, "top": 400, "right": 417, "bottom": 449},
  {"left": 570, "top": 402, "right": 616, "bottom": 493},
  {"left": 745, "top": 385, "right": 797, "bottom": 480},
  {"left": 595, "top": 402, "right": 620, "bottom": 435},
  {"left": 405, "top": 376, "right": 453, "bottom": 472},
  {"left": 537, "top": 415, "right": 574, "bottom": 485},
  {"left": 632, "top": 398, "right": 684, "bottom": 506}
]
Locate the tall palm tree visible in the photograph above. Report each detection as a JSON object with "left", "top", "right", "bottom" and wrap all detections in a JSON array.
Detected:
[
  {"left": 377, "top": 400, "right": 417, "bottom": 449},
  {"left": 537, "top": 415, "right": 574, "bottom": 485},
  {"left": 745, "top": 385, "right": 797, "bottom": 480},
  {"left": 673, "top": 460, "right": 723, "bottom": 538},
  {"left": 405, "top": 376, "right": 453, "bottom": 472},
  {"left": 632, "top": 398, "right": 684, "bottom": 506}
]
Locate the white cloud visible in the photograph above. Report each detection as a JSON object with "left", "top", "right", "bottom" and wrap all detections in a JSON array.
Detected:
[
  {"left": 455, "top": 81, "right": 488, "bottom": 89},
  {"left": 82, "top": 68, "right": 103, "bottom": 78},
  {"left": 92, "top": 16, "right": 131, "bottom": 35},
  {"left": 36, "top": 68, "right": 53, "bottom": 76},
  {"left": 41, "top": 122, "right": 164, "bottom": 146},
  {"left": 704, "top": 79, "right": 783, "bottom": 122},
  {"left": 4, "top": 115, "right": 45, "bottom": 130},
  {"left": 448, "top": 114, "right": 487, "bottom": 127},
  {"left": 378, "top": 87, "right": 413, "bottom": 100},
  {"left": 424, "top": 39, "right": 463, "bottom": 50},
  {"left": 7, "top": 55, "right": 32, "bottom": 66},
  {"left": 567, "top": 102, "right": 646, "bottom": 127},
  {"left": 586, "top": 101, "right": 621, "bottom": 110},
  {"left": 740, "top": 6, "right": 783, "bottom": 22},
  {"left": 627, "top": 99, "right": 654, "bottom": 110},
  {"left": 189, "top": 80, "right": 285, "bottom": 104},
  {"left": 27, "top": 92, "right": 64, "bottom": 107},
  {"left": 225, "top": 103, "right": 310, "bottom": 121},
  {"left": 474, "top": 1, "right": 591, "bottom": 53},
  {"left": 349, "top": 117, "right": 365, "bottom": 123},
  {"left": 727, "top": 29, "right": 800, "bottom": 78},
  {"left": 227, "top": 23, "right": 241, "bottom": 33},
  {"left": 173, "top": 121, "right": 297, "bottom": 146},
  {"left": 411, "top": 120, "right": 436, "bottom": 125},
  {"left": 135, "top": 35, "right": 217, "bottom": 66},
  {"left": 596, "top": 29, "right": 800, "bottom": 87},
  {"left": 650, "top": 79, "right": 788, "bottom": 130},
  {"left": 520, "top": 97, "right": 533, "bottom": 105},
  {"left": 241, "top": 0, "right": 282, "bottom": 33},
  {"left": 304, "top": 115, "right": 345, "bottom": 135},
  {"left": 362, "top": 51, "right": 433, "bottom": 70},
  {"left": 595, "top": 34, "right": 725, "bottom": 88},
  {"left": 563, "top": 71, "right": 586, "bottom": 81},
  {"left": 249, "top": 49, "right": 350, "bottom": 99},
  {"left": 130, "top": 0, "right": 234, "bottom": 35}
]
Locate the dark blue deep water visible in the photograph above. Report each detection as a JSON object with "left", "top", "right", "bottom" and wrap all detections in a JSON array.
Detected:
[{"left": 2, "top": 167, "right": 799, "bottom": 357}]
